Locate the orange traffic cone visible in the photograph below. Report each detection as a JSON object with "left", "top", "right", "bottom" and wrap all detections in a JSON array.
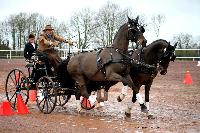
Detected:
[
  {"left": 29, "top": 90, "right": 36, "bottom": 102},
  {"left": 183, "top": 71, "right": 193, "bottom": 85},
  {"left": 81, "top": 97, "right": 92, "bottom": 109},
  {"left": 16, "top": 93, "right": 29, "bottom": 114},
  {"left": 0, "top": 101, "right": 14, "bottom": 116}
]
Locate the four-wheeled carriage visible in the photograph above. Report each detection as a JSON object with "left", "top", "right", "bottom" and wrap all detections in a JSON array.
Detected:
[{"left": 4, "top": 53, "right": 80, "bottom": 114}]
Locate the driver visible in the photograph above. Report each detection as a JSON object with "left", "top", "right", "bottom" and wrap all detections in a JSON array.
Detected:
[{"left": 37, "top": 24, "right": 74, "bottom": 74}]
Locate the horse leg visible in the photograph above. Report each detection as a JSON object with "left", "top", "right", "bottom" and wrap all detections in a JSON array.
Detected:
[
  {"left": 106, "top": 73, "right": 148, "bottom": 114},
  {"left": 124, "top": 88, "right": 148, "bottom": 117},
  {"left": 97, "top": 88, "right": 108, "bottom": 106},
  {"left": 75, "top": 89, "right": 82, "bottom": 112},
  {"left": 117, "top": 85, "right": 128, "bottom": 102},
  {"left": 136, "top": 92, "right": 148, "bottom": 113},
  {"left": 104, "top": 89, "right": 108, "bottom": 101},
  {"left": 124, "top": 90, "right": 136, "bottom": 117},
  {"left": 128, "top": 81, "right": 148, "bottom": 114},
  {"left": 145, "top": 84, "right": 150, "bottom": 111},
  {"left": 96, "top": 89, "right": 102, "bottom": 102},
  {"left": 75, "top": 76, "right": 96, "bottom": 111},
  {"left": 145, "top": 83, "right": 155, "bottom": 119},
  {"left": 79, "top": 83, "right": 96, "bottom": 105}
]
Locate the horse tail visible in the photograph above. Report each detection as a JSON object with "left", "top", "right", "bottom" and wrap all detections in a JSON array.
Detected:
[{"left": 57, "top": 57, "right": 75, "bottom": 89}]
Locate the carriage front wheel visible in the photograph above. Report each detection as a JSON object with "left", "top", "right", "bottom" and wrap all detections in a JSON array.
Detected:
[
  {"left": 5, "top": 69, "right": 29, "bottom": 109},
  {"left": 36, "top": 76, "right": 57, "bottom": 114}
]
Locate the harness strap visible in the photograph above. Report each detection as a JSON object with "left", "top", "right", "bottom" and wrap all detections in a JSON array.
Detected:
[{"left": 96, "top": 47, "right": 133, "bottom": 79}]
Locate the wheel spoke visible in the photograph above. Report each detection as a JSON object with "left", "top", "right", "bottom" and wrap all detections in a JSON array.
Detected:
[
  {"left": 9, "top": 75, "right": 16, "bottom": 86},
  {"left": 21, "top": 91, "right": 28, "bottom": 96},
  {"left": 9, "top": 91, "right": 16, "bottom": 101},
  {"left": 58, "top": 96, "right": 62, "bottom": 105},
  {"left": 41, "top": 100, "right": 45, "bottom": 111},
  {"left": 13, "top": 95, "right": 17, "bottom": 109},
  {"left": 45, "top": 97, "right": 49, "bottom": 112},
  {"left": 7, "top": 82, "right": 15, "bottom": 89},
  {"left": 49, "top": 96, "right": 56, "bottom": 105},
  {"left": 38, "top": 97, "right": 45, "bottom": 105},
  {"left": 46, "top": 98, "right": 51, "bottom": 112}
]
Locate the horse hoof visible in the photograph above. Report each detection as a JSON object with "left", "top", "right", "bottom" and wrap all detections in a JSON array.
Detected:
[
  {"left": 147, "top": 114, "right": 155, "bottom": 119},
  {"left": 125, "top": 112, "right": 131, "bottom": 118},
  {"left": 117, "top": 96, "right": 122, "bottom": 102},
  {"left": 141, "top": 108, "right": 148, "bottom": 113},
  {"left": 140, "top": 104, "right": 148, "bottom": 113}
]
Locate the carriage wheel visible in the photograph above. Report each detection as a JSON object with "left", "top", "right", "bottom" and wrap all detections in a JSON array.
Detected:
[
  {"left": 56, "top": 91, "right": 71, "bottom": 106},
  {"left": 36, "top": 76, "right": 57, "bottom": 114},
  {"left": 5, "top": 69, "right": 29, "bottom": 109}
]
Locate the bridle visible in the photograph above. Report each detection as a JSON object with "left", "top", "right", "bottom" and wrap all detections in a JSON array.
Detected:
[
  {"left": 159, "top": 46, "right": 176, "bottom": 66},
  {"left": 127, "top": 25, "right": 145, "bottom": 45}
]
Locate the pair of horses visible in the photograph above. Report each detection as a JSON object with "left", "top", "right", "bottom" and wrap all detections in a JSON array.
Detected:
[
  {"left": 60, "top": 16, "right": 176, "bottom": 118},
  {"left": 94, "top": 39, "right": 176, "bottom": 118},
  {"left": 65, "top": 16, "right": 147, "bottom": 109}
]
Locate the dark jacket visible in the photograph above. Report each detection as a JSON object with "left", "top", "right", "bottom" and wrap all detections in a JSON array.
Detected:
[{"left": 24, "top": 42, "right": 38, "bottom": 59}]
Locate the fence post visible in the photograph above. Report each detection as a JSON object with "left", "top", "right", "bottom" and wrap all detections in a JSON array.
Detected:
[{"left": 10, "top": 50, "right": 11, "bottom": 59}]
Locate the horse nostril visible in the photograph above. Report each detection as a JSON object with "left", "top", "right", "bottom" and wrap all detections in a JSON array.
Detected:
[{"left": 160, "top": 70, "right": 167, "bottom": 75}]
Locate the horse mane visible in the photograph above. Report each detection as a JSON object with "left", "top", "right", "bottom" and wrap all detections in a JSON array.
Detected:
[
  {"left": 145, "top": 39, "right": 169, "bottom": 50},
  {"left": 132, "top": 39, "right": 169, "bottom": 64},
  {"left": 113, "top": 23, "right": 128, "bottom": 44}
]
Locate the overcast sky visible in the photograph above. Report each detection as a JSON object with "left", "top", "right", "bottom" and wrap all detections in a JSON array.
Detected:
[{"left": 0, "top": 0, "right": 200, "bottom": 43}]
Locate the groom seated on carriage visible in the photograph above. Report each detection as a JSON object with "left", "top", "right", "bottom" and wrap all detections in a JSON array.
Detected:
[
  {"left": 24, "top": 33, "right": 37, "bottom": 60},
  {"left": 37, "top": 25, "right": 74, "bottom": 76}
]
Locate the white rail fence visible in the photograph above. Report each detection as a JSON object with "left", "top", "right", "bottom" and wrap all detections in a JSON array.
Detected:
[{"left": 0, "top": 49, "right": 200, "bottom": 60}]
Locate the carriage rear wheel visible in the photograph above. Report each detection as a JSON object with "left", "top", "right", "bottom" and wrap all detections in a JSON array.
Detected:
[
  {"left": 5, "top": 69, "right": 29, "bottom": 109},
  {"left": 36, "top": 76, "right": 57, "bottom": 114}
]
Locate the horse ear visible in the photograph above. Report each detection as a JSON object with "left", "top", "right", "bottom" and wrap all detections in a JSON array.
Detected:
[
  {"left": 174, "top": 42, "right": 178, "bottom": 48},
  {"left": 135, "top": 16, "right": 139, "bottom": 23},
  {"left": 135, "top": 16, "right": 139, "bottom": 25},
  {"left": 132, "top": 16, "right": 139, "bottom": 27},
  {"left": 127, "top": 16, "right": 132, "bottom": 24}
]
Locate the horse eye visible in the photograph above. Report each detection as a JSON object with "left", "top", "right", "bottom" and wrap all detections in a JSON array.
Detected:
[{"left": 131, "top": 28, "right": 137, "bottom": 33}]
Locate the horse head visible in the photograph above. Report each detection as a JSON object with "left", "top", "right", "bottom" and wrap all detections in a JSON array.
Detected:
[
  {"left": 158, "top": 42, "right": 177, "bottom": 75},
  {"left": 127, "top": 16, "right": 147, "bottom": 47}
]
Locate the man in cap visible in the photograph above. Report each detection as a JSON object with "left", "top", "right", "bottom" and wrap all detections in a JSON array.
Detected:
[
  {"left": 38, "top": 24, "right": 74, "bottom": 74},
  {"left": 24, "top": 33, "right": 38, "bottom": 60}
]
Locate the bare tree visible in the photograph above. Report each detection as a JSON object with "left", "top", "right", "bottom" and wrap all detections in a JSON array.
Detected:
[
  {"left": 15, "top": 12, "right": 29, "bottom": 49},
  {"left": 8, "top": 15, "right": 18, "bottom": 50},
  {"left": 172, "top": 33, "right": 194, "bottom": 49},
  {"left": 93, "top": 1, "right": 140, "bottom": 48},
  {"left": 0, "top": 21, "right": 9, "bottom": 46},
  {"left": 151, "top": 14, "right": 165, "bottom": 38},
  {"left": 94, "top": 1, "right": 122, "bottom": 47},
  {"left": 69, "top": 8, "right": 95, "bottom": 49}
]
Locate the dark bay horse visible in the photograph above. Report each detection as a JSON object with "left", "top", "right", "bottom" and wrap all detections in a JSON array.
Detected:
[
  {"left": 116, "top": 39, "right": 177, "bottom": 118},
  {"left": 67, "top": 16, "right": 147, "bottom": 109}
]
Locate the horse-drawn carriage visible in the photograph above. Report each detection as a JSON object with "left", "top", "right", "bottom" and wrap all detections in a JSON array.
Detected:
[{"left": 4, "top": 16, "right": 177, "bottom": 117}]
